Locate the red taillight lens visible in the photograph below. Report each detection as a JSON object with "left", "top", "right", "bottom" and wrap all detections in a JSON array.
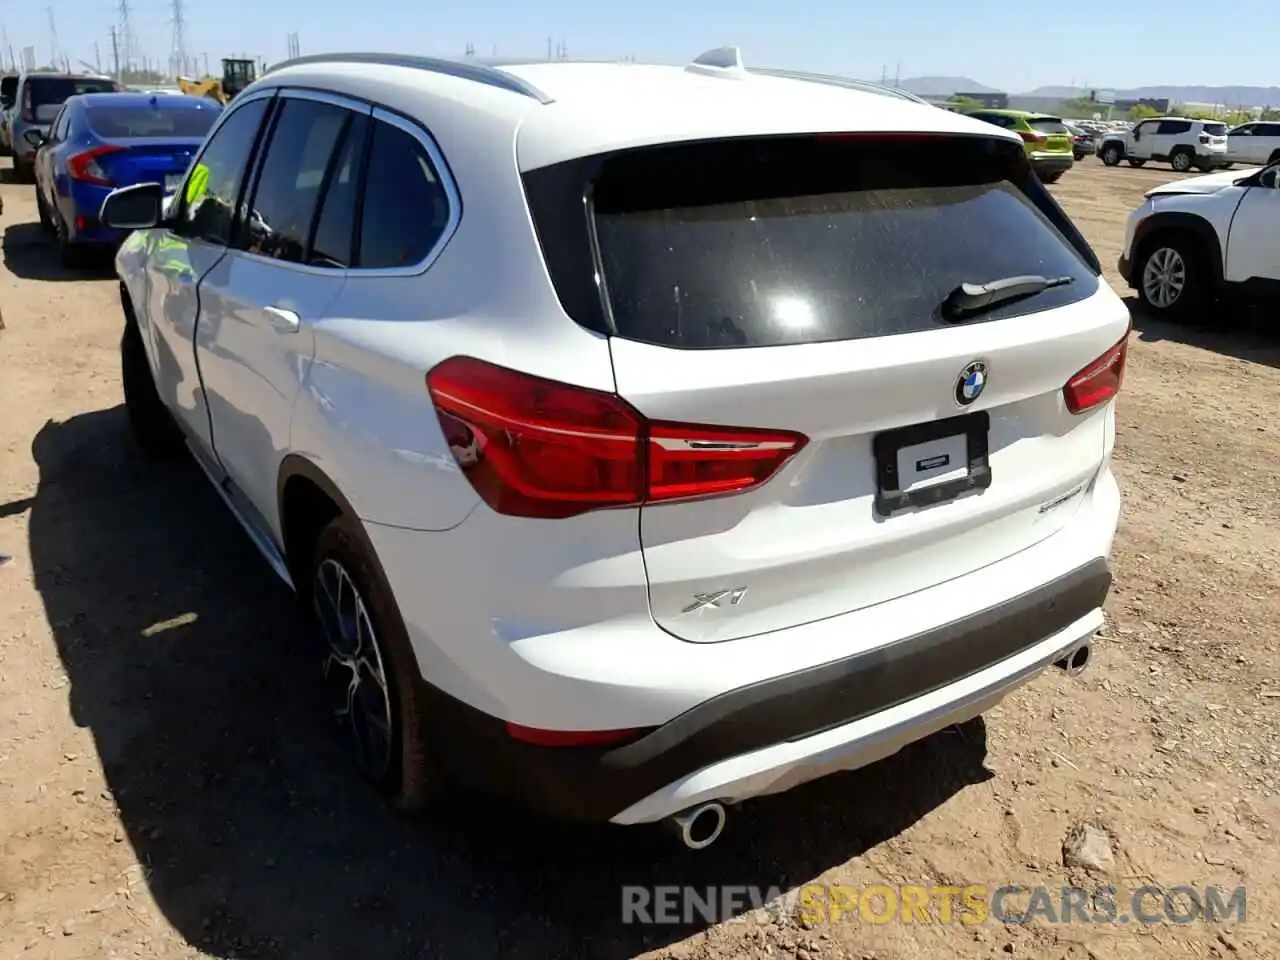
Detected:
[
  {"left": 425, "top": 357, "right": 808, "bottom": 519},
  {"left": 1064, "top": 333, "right": 1129, "bottom": 414},
  {"left": 505, "top": 722, "right": 651, "bottom": 747},
  {"left": 1019, "top": 130, "right": 1047, "bottom": 144},
  {"left": 68, "top": 145, "right": 122, "bottom": 186}
]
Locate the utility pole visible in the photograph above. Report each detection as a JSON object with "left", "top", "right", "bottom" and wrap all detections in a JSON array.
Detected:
[
  {"left": 169, "top": 0, "right": 187, "bottom": 79},
  {"left": 546, "top": 35, "right": 553, "bottom": 60},
  {"left": 47, "top": 7, "right": 61, "bottom": 69},
  {"left": 110, "top": 26, "right": 120, "bottom": 80},
  {"left": 118, "top": 0, "right": 136, "bottom": 78},
  {"left": 203, "top": 52, "right": 209, "bottom": 76}
]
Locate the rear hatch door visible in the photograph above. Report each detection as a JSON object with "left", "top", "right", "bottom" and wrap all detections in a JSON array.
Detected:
[
  {"left": 590, "top": 133, "right": 1129, "bottom": 643},
  {"left": 1027, "top": 116, "right": 1074, "bottom": 155}
]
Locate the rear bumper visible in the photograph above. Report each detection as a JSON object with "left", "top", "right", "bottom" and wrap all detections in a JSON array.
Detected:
[
  {"left": 428, "top": 558, "right": 1111, "bottom": 822},
  {"left": 1030, "top": 154, "right": 1074, "bottom": 177}
]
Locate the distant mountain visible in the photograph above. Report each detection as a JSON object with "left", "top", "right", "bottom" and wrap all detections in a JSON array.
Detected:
[{"left": 897, "top": 76, "right": 998, "bottom": 96}]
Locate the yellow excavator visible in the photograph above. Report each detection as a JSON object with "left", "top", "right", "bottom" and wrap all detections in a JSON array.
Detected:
[{"left": 178, "top": 58, "right": 257, "bottom": 105}]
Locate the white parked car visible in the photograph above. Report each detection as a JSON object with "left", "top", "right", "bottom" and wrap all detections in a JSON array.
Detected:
[
  {"left": 1119, "top": 162, "right": 1280, "bottom": 317},
  {"left": 1097, "top": 117, "right": 1229, "bottom": 173},
  {"left": 101, "top": 47, "right": 1127, "bottom": 849},
  {"left": 1224, "top": 120, "right": 1280, "bottom": 167}
]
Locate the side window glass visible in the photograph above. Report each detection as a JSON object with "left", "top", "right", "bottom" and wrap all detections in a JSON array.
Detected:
[
  {"left": 309, "top": 112, "right": 369, "bottom": 268},
  {"left": 242, "top": 97, "right": 350, "bottom": 263},
  {"left": 175, "top": 96, "right": 270, "bottom": 246},
  {"left": 1234, "top": 125, "right": 1253, "bottom": 136},
  {"left": 356, "top": 118, "right": 453, "bottom": 270}
]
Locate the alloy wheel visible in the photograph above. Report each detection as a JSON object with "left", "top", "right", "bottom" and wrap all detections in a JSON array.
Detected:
[
  {"left": 1141, "top": 247, "right": 1186, "bottom": 310},
  {"left": 312, "top": 557, "right": 395, "bottom": 779}
]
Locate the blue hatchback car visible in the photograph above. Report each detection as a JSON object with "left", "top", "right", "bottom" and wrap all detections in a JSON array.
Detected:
[{"left": 29, "top": 92, "right": 222, "bottom": 266}]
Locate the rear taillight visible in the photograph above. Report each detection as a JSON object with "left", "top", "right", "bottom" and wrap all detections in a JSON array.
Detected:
[
  {"left": 1064, "top": 333, "right": 1129, "bottom": 414},
  {"left": 1198, "top": 133, "right": 1210, "bottom": 144},
  {"left": 67, "top": 145, "right": 123, "bottom": 186},
  {"left": 425, "top": 356, "right": 808, "bottom": 519},
  {"left": 1019, "top": 130, "right": 1047, "bottom": 144}
]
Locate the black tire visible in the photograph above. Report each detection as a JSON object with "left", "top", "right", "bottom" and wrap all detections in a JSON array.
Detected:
[
  {"left": 306, "top": 514, "right": 443, "bottom": 813},
  {"left": 1170, "top": 148, "right": 1194, "bottom": 173},
  {"left": 1268, "top": 150, "right": 1280, "bottom": 166},
  {"left": 121, "top": 319, "right": 185, "bottom": 455},
  {"left": 1220, "top": 163, "right": 1233, "bottom": 170},
  {"left": 35, "top": 188, "right": 54, "bottom": 232},
  {"left": 54, "top": 213, "right": 89, "bottom": 269},
  {"left": 1135, "top": 232, "right": 1210, "bottom": 321},
  {"left": 1041, "top": 171, "right": 1063, "bottom": 184},
  {"left": 1100, "top": 144, "right": 1122, "bottom": 166},
  {"left": 1127, "top": 158, "right": 1147, "bottom": 168}
]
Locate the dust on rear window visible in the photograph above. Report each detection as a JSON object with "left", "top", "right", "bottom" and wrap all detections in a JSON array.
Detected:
[
  {"left": 1028, "top": 118, "right": 1070, "bottom": 135},
  {"left": 86, "top": 104, "right": 220, "bottom": 139},
  {"left": 586, "top": 135, "right": 1099, "bottom": 349}
]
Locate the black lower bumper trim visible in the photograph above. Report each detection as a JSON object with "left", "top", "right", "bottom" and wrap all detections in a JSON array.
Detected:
[
  {"left": 1118, "top": 254, "right": 1134, "bottom": 286},
  {"left": 428, "top": 558, "right": 1112, "bottom": 822}
]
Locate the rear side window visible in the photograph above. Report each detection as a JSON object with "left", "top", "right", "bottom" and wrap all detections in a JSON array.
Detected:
[
  {"left": 565, "top": 136, "right": 1099, "bottom": 349},
  {"left": 1028, "top": 117, "right": 1069, "bottom": 134},
  {"left": 1201, "top": 122, "right": 1227, "bottom": 137},
  {"left": 356, "top": 119, "right": 453, "bottom": 269},
  {"left": 85, "top": 103, "right": 220, "bottom": 139},
  {"left": 308, "top": 113, "right": 369, "bottom": 268},
  {"left": 1156, "top": 120, "right": 1192, "bottom": 135}
]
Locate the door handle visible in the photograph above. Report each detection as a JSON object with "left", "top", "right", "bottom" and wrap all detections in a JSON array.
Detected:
[{"left": 263, "top": 305, "right": 301, "bottom": 333}]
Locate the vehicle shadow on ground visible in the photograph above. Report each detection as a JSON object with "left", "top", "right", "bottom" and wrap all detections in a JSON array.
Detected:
[
  {"left": 2, "top": 221, "right": 116, "bottom": 282},
  {"left": 30, "top": 406, "right": 994, "bottom": 960},
  {"left": 1126, "top": 296, "right": 1280, "bottom": 370}
]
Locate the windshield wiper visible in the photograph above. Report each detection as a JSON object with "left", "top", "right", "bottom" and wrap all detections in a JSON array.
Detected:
[{"left": 941, "top": 274, "right": 1074, "bottom": 321}]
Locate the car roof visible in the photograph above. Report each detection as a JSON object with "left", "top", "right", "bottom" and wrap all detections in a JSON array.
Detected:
[{"left": 261, "top": 49, "right": 1022, "bottom": 172}]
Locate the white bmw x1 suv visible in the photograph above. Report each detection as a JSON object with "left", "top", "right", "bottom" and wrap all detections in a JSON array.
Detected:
[{"left": 102, "top": 46, "right": 1127, "bottom": 849}]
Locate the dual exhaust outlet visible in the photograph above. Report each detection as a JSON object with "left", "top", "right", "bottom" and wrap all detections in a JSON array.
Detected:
[{"left": 663, "top": 639, "right": 1093, "bottom": 850}]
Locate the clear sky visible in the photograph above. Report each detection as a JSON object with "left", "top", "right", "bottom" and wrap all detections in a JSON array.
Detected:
[{"left": 1, "top": 0, "right": 1275, "bottom": 92}]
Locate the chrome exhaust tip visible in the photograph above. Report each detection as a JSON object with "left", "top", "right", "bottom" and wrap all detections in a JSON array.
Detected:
[
  {"left": 668, "top": 801, "right": 727, "bottom": 850},
  {"left": 1055, "top": 641, "right": 1092, "bottom": 677}
]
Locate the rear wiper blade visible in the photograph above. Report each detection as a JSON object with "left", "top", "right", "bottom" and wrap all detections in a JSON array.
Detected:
[{"left": 941, "top": 274, "right": 1074, "bottom": 321}]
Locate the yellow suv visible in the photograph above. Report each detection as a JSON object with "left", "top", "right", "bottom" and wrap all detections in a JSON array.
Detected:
[{"left": 965, "top": 109, "right": 1075, "bottom": 183}]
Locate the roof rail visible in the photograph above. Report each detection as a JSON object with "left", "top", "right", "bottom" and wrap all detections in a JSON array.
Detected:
[
  {"left": 263, "top": 52, "right": 553, "bottom": 103},
  {"left": 749, "top": 66, "right": 929, "bottom": 104}
]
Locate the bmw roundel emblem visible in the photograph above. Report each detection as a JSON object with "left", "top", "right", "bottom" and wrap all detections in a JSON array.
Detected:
[{"left": 955, "top": 361, "right": 988, "bottom": 407}]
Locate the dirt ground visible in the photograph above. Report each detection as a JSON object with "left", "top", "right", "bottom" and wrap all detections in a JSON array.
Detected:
[{"left": 0, "top": 157, "right": 1277, "bottom": 960}]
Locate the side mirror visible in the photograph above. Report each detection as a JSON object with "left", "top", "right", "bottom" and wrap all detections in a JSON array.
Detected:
[
  {"left": 23, "top": 128, "right": 46, "bottom": 148},
  {"left": 100, "top": 182, "right": 166, "bottom": 230},
  {"left": 1260, "top": 165, "right": 1280, "bottom": 189}
]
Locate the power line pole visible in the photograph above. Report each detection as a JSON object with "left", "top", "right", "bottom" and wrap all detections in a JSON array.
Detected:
[
  {"left": 169, "top": 0, "right": 187, "bottom": 79},
  {"left": 47, "top": 7, "right": 61, "bottom": 68},
  {"left": 110, "top": 25, "right": 120, "bottom": 80},
  {"left": 118, "top": 0, "right": 136, "bottom": 78}
]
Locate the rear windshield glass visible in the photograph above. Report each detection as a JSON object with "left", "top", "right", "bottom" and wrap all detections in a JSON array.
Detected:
[
  {"left": 28, "top": 76, "right": 119, "bottom": 106},
  {"left": 86, "top": 104, "right": 220, "bottom": 138},
  {"left": 1028, "top": 118, "right": 1069, "bottom": 134},
  {"left": 584, "top": 136, "right": 1098, "bottom": 349},
  {"left": 1202, "top": 122, "right": 1227, "bottom": 137}
]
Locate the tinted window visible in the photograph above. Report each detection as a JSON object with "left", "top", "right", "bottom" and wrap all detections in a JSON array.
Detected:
[
  {"left": 1260, "top": 124, "right": 1280, "bottom": 137},
  {"left": 584, "top": 136, "right": 1099, "bottom": 349},
  {"left": 242, "top": 97, "right": 349, "bottom": 263},
  {"left": 1156, "top": 120, "right": 1191, "bottom": 135},
  {"left": 1, "top": 76, "right": 16, "bottom": 105},
  {"left": 176, "top": 96, "right": 269, "bottom": 246},
  {"left": 972, "top": 113, "right": 1012, "bottom": 128},
  {"left": 85, "top": 103, "right": 220, "bottom": 139},
  {"left": 356, "top": 119, "right": 452, "bottom": 269},
  {"left": 27, "top": 76, "right": 119, "bottom": 107},
  {"left": 1201, "top": 122, "right": 1227, "bottom": 137},
  {"left": 1231, "top": 125, "right": 1254, "bottom": 136},
  {"left": 1028, "top": 117, "right": 1069, "bottom": 134},
  {"left": 309, "top": 113, "right": 369, "bottom": 268}
]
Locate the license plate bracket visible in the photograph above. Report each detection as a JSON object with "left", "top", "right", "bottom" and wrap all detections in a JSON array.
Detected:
[{"left": 873, "top": 411, "right": 992, "bottom": 517}]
